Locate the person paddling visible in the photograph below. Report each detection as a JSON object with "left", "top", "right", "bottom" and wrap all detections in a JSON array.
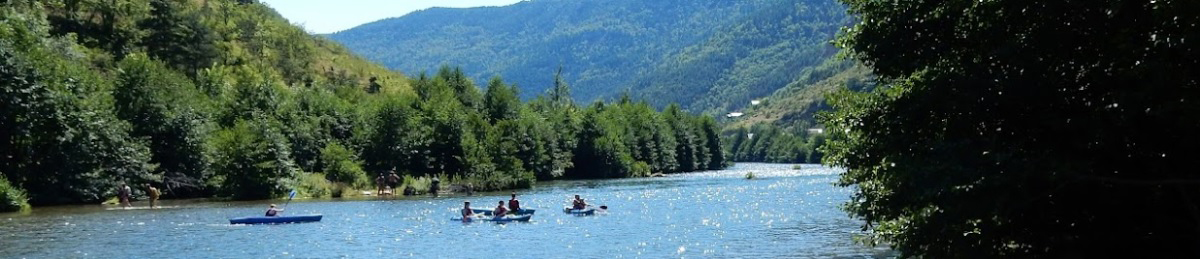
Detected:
[
  {"left": 265, "top": 204, "right": 284, "bottom": 217},
  {"left": 508, "top": 193, "right": 521, "bottom": 212},
  {"left": 461, "top": 201, "right": 475, "bottom": 222},
  {"left": 493, "top": 201, "right": 509, "bottom": 218},
  {"left": 571, "top": 195, "right": 587, "bottom": 210}
]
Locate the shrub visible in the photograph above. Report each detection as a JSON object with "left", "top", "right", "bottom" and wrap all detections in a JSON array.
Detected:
[
  {"left": 631, "top": 161, "right": 652, "bottom": 177},
  {"left": 319, "top": 142, "right": 370, "bottom": 189},
  {"left": 210, "top": 119, "right": 296, "bottom": 200},
  {"left": 0, "top": 176, "right": 31, "bottom": 212},
  {"left": 295, "top": 172, "right": 333, "bottom": 198}
]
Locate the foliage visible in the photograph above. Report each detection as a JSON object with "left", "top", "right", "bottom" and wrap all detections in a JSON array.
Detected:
[
  {"left": 319, "top": 142, "right": 368, "bottom": 189},
  {"left": 209, "top": 119, "right": 296, "bottom": 200},
  {"left": 825, "top": 0, "right": 1200, "bottom": 257},
  {"left": 0, "top": 8, "right": 155, "bottom": 205},
  {"left": 114, "top": 53, "right": 213, "bottom": 197},
  {"left": 0, "top": 175, "right": 31, "bottom": 212},
  {"left": 294, "top": 172, "right": 333, "bottom": 198},
  {"left": 0, "top": 0, "right": 727, "bottom": 206},
  {"left": 726, "top": 124, "right": 825, "bottom": 164},
  {"left": 330, "top": 0, "right": 851, "bottom": 113},
  {"left": 724, "top": 59, "right": 873, "bottom": 131}
]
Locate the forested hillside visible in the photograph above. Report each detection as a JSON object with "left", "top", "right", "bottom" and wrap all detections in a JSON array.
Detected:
[
  {"left": 329, "top": 0, "right": 851, "bottom": 114},
  {"left": 0, "top": 0, "right": 724, "bottom": 210}
]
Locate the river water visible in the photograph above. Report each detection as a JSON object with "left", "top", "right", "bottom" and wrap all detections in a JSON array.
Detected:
[{"left": 0, "top": 163, "right": 892, "bottom": 258}]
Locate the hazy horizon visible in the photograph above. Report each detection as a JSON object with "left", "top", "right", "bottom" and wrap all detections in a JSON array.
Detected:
[{"left": 261, "top": 0, "right": 524, "bottom": 34}]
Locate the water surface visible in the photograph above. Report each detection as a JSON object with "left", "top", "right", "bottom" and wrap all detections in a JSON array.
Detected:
[{"left": 0, "top": 163, "right": 891, "bottom": 258}]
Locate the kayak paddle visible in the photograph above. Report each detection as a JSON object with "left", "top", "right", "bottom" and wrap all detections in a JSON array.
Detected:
[{"left": 280, "top": 190, "right": 297, "bottom": 214}]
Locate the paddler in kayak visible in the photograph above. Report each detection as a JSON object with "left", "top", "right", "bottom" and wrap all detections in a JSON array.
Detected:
[
  {"left": 493, "top": 201, "right": 509, "bottom": 218},
  {"left": 265, "top": 204, "right": 284, "bottom": 217},
  {"left": 508, "top": 193, "right": 521, "bottom": 212},
  {"left": 461, "top": 201, "right": 475, "bottom": 222},
  {"left": 571, "top": 195, "right": 587, "bottom": 209}
]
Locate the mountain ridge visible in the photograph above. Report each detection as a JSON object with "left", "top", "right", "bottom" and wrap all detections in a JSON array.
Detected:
[{"left": 330, "top": 0, "right": 850, "bottom": 114}]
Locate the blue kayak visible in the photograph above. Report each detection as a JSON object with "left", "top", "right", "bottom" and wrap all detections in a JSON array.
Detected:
[
  {"left": 452, "top": 214, "right": 533, "bottom": 223},
  {"left": 229, "top": 215, "right": 323, "bottom": 224},
  {"left": 471, "top": 208, "right": 536, "bottom": 216},
  {"left": 563, "top": 207, "right": 595, "bottom": 215}
]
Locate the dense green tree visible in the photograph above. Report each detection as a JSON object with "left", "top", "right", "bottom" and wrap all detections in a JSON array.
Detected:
[
  {"left": 0, "top": 44, "right": 154, "bottom": 205},
  {"left": 483, "top": 76, "right": 520, "bottom": 124},
  {"left": 437, "top": 66, "right": 482, "bottom": 110},
  {"left": 210, "top": 119, "right": 295, "bottom": 200},
  {"left": 114, "top": 54, "right": 212, "bottom": 197},
  {"left": 825, "top": 0, "right": 1200, "bottom": 257},
  {"left": 726, "top": 124, "right": 822, "bottom": 164},
  {"left": 663, "top": 104, "right": 698, "bottom": 171},
  {"left": 568, "top": 102, "right": 634, "bottom": 179},
  {"left": 141, "top": 0, "right": 218, "bottom": 77},
  {"left": 698, "top": 116, "right": 724, "bottom": 170},
  {"left": 319, "top": 141, "right": 368, "bottom": 188},
  {"left": 0, "top": 0, "right": 727, "bottom": 206},
  {"left": 361, "top": 97, "right": 428, "bottom": 174},
  {"left": 0, "top": 175, "right": 30, "bottom": 212}
]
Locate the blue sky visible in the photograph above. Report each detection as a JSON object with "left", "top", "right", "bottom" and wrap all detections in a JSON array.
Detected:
[{"left": 260, "top": 0, "right": 524, "bottom": 34}]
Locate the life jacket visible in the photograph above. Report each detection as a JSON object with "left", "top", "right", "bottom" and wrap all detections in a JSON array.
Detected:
[
  {"left": 508, "top": 199, "right": 520, "bottom": 211},
  {"left": 265, "top": 209, "right": 278, "bottom": 217}
]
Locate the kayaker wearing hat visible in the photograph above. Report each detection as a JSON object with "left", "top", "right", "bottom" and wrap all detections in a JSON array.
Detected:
[{"left": 265, "top": 204, "right": 284, "bottom": 217}]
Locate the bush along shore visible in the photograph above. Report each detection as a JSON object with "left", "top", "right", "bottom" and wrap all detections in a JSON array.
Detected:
[{"left": 0, "top": 0, "right": 726, "bottom": 209}]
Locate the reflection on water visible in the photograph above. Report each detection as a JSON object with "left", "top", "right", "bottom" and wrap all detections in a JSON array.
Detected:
[{"left": 0, "top": 163, "right": 893, "bottom": 258}]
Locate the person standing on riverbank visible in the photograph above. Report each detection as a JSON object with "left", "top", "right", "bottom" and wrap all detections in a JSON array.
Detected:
[
  {"left": 430, "top": 176, "right": 440, "bottom": 197},
  {"left": 117, "top": 183, "right": 132, "bottom": 208},
  {"left": 375, "top": 173, "right": 386, "bottom": 195},
  {"left": 144, "top": 184, "right": 160, "bottom": 209},
  {"left": 386, "top": 169, "right": 400, "bottom": 194}
]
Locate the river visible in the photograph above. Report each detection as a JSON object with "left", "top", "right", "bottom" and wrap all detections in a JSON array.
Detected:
[{"left": 0, "top": 163, "right": 892, "bottom": 258}]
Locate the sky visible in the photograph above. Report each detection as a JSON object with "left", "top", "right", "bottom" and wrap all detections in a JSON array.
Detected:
[{"left": 260, "top": 0, "right": 524, "bottom": 34}]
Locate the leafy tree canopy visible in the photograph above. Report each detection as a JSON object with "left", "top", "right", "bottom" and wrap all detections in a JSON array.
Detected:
[{"left": 824, "top": 0, "right": 1200, "bottom": 257}]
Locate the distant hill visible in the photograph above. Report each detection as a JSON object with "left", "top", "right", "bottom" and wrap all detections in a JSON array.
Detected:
[
  {"left": 725, "top": 60, "right": 873, "bottom": 131},
  {"left": 330, "top": 0, "right": 851, "bottom": 114}
]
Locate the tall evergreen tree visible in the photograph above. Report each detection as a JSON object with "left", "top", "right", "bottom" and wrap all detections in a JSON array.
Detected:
[{"left": 483, "top": 76, "right": 520, "bottom": 124}]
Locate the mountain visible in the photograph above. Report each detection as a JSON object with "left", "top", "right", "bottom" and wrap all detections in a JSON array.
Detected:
[
  {"left": 329, "top": 0, "right": 851, "bottom": 113},
  {"left": 727, "top": 59, "right": 873, "bottom": 131}
]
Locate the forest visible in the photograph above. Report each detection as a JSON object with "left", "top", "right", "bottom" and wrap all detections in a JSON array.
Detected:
[
  {"left": 330, "top": 0, "right": 853, "bottom": 114},
  {"left": 0, "top": 0, "right": 725, "bottom": 211}
]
